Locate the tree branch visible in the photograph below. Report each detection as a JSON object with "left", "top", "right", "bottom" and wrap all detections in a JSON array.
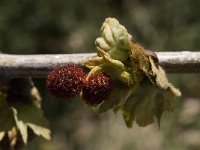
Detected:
[
  {"left": 157, "top": 51, "right": 200, "bottom": 73},
  {"left": 0, "top": 51, "right": 200, "bottom": 77}
]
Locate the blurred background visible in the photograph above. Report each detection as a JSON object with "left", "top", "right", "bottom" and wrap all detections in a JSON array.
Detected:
[{"left": 0, "top": 0, "right": 200, "bottom": 149}]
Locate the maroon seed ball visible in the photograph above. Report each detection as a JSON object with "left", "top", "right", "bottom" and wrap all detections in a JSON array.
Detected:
[
  {"left": 82, "top": 72, "right": 112, "bottom": 106},
  {"left": 46, "top": 64, "right": 85, "bottom": 99}
]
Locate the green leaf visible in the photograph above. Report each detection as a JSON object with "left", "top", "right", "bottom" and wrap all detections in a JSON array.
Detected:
[
  {"left": 11, "top": 104, "right": 51, "bottom": 144},
  {"left": 12, "top": 108, "right": 28, "bottom": 144},
  {"left": 98, "top": 85, "right": 132, "bottom": 114},
  {"left": 83, "top": 57, "right": 104, "bottom": 69},
  {"left": 0, "top": 93, "right": 15, "bottom": 132},
  {"left": 0, "top": 78, "right": 49, "bottom": 149},
  {"left": 134, "top": 90, "right": 156, "bottom": 127},
  {"left": 121, "top": 80, "right": 177, "bottom": 127},
  {"left": 121, "top": 94, "right": 140, "bottom": 127},
  {"left": 0, "top": 108, "right": 16, "bottom": 132},
  {"left": 27, "top": 124, "right": 50, "bottom": 140},
  {"left": 0, "top": 132, "right": 5, "bottom": 141}
]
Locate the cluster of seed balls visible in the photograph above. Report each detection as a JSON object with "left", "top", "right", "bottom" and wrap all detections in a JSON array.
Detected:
[{"left": 46, "top": 64, "right": 112, "bottom": 106}]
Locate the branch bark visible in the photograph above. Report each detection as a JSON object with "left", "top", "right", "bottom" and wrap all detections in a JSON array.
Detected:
[{"left": 0, "top": 51, "right": 200, "bottom": 77}]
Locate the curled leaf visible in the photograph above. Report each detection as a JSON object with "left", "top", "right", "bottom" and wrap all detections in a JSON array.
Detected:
[
  {"left": 96, "top": 17, "right": 132, "bottom": 62},
  {"left": 149, "top": 56, "right": 181, "bottom": 96}
]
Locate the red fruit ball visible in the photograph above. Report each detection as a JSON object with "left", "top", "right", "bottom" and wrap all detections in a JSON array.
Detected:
[
  {"left": 46, "top": 64, "right": 85, "bottom": 99},
  {"left": 82, "top": 72, "right": 112, "bottom": 106}
]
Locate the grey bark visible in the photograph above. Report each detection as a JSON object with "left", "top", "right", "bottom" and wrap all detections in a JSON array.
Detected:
[{"left": 0, "top": 51, "right": 200, "bottom": 77}]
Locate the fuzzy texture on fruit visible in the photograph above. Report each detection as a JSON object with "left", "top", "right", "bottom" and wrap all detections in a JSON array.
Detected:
[
  {"left": 82, "top": 72, "right": 112, "bottom": 106},
  {"left": 46, "top": 64, "right": 85, "bottom": 99}
]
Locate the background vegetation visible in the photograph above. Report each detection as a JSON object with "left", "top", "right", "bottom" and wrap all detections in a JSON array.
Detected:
[{"left": 0, "top": 0, "right": 200, "bottom": 149}]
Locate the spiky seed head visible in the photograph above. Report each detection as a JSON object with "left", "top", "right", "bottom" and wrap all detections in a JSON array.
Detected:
[
  {"left": 82, "top": 72, "right": 112, "bottom": 106},
  {"left": 46, "top": 64, "right": 85, "bottom": 99}
]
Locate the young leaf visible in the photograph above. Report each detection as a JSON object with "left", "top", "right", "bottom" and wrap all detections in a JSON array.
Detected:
[
  {"left": 83, "top": 17, "right": 181, "bottom": 128},
  {"left": 149, "top": 56, "right": 181, "bottom": 96},
  {"left": 121, "top": 79, "right": 177, "bottom": 127},
  {"left": 98, "top": 85, "right": 132, "bottom": 113}
]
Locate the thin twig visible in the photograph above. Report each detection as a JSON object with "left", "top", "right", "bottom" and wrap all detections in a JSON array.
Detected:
[{"left": 0, "top": 51, "right": 200, "bottom": 77}]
